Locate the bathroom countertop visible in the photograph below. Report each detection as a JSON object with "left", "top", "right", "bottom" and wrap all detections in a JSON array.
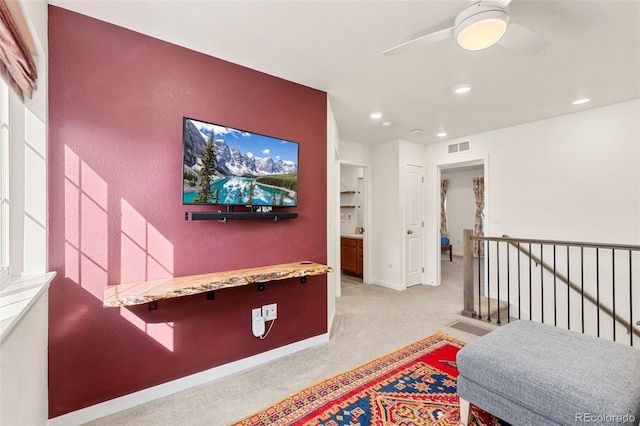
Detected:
[{"left": 341, "top": 234, "right": 364, "bottom": 239}]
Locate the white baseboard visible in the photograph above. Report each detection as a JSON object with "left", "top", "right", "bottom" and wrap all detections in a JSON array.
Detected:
[
  {"left": 328, "top": 309, "right": 336, "bottom": 338},
  {"left": 48, "top": 333, "right": 329, "bottom": 426},
  {"left": 371, "top": 279, "right": 405, "bottom": 291}
]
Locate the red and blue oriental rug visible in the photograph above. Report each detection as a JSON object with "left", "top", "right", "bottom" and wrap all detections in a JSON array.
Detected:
[{"left": 234, "top": 332, "right": 504, "bottom": 426}]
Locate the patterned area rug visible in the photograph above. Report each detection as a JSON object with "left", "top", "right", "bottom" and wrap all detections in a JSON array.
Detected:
[{"left": 234, "top": 332, "right": 504, "bottom": 426}]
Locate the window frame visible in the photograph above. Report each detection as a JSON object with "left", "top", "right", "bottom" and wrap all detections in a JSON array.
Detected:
[{"left": 1, "top": 78, "right": 10, "bottom": 277}]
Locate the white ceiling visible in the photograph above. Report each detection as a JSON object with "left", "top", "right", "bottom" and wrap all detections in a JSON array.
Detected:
[{"left": 49, "top": 0, "right": 640, "bottom": 145}]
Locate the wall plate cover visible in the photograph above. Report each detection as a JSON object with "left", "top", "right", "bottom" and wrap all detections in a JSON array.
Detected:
[{"left": 262, "top": 303, "right": 277, "bottom": 321}]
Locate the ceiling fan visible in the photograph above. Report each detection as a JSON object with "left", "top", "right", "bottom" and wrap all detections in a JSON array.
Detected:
[{"left": 383, "top": 0, "right": 550, "bottom": 57}]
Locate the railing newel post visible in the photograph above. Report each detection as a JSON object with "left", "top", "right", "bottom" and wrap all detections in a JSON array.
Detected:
[{"left": 461, "top": 229, "right": 476, "bottom": 318}]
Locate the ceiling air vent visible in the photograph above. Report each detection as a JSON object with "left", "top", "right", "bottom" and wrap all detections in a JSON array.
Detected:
[{"left": 447, "top": 140, "right": 471, "bottom": 154}]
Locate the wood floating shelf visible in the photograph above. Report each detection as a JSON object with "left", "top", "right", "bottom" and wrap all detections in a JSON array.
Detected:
[
  {"left": 103, "top": 261, "right": 331, "bottom": 308},
  {"left": 185, "top": 211, "right": 297, "bottom": 221}
]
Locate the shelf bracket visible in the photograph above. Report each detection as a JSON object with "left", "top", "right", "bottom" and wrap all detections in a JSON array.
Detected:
[
  {"left": 300, "top": 276, "right": 307, "bottom": 284},
  {"left": 206, "top": 291, "right": 215, "bottom": 300}
]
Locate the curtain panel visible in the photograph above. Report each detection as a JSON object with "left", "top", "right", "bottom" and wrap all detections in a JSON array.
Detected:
[
  {"left": 0, "top": 0, "right": 37, "bottom": 99},
  {"left": 440, "top": 179, "right": 448, "bottom": 236},
  {"left": 472, "top": 177, "right": 485, "bottom": 257}
]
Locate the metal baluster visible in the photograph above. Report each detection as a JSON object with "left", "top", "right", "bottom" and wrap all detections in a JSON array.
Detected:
[
  {"left": 567, "top": 245, "right": 570, "bottom": 330},
  {"left": 580, "top": 247, "right": 585, "bottom": 333},
  {"left": 507, "top": 240, "right": 511, "bottom": 323},
  {"left": 529, "top": 243, "right": 532, "bottom": 320},
  {"left": 553, "top": 244, "right": 557, "bottom": 327},
  {"left": 540, "top": 244, "right": 544, "bottom": 324},
  {"left": 477, "top": 239, "right": 482, "bottom": 320},
  {"left": 497, "top": 242, "right": 501, "bottom": 325},
  {"left": 596, "top": 248, "right": 600, "bottom": 338},
  {"left": 487, "top": 240, "right": 492, "bottom": 322},
  {"left": 629, "top": 250, "right": 633, "bottom": 347},
  {"left": 517, "top": 242, "right": 521, "bottom": 320},
  {"left": 612, "top": 248, "right": 616, "bottom": 342}
]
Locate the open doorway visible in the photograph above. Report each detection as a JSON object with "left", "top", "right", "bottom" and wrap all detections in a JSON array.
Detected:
[
  {"left": 339, "top": 163, "right": 367, "bottom": 287},
  {"left": 437, "top": 159, "right": 486, "bottom": 287},
  {"left": 441, "top": 164, "right": 484, "bottom": 258}
]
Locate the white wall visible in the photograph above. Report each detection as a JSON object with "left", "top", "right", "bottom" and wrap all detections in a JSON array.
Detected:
[
  {"left": 338, "top": 139, "right": 372, "bottom": 165},
  {"left": 441, "top": 167, "right": 483, "bottom": 256},
  {"left": 425, "top": 99, "right": 640, "bottom": 285},
  {"left": 326, "top": 99, "right": 340, "bottom": 325},
  {"left": 370, "top": 141, "right": 402, "bottom": 288},
  {"left": 0, "top": 292, "right": 49, "bottom": 426}
]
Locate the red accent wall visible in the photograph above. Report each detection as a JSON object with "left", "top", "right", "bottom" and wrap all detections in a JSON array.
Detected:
[{"left": 47, "top": 6, "right": 327, "bottom": 418}]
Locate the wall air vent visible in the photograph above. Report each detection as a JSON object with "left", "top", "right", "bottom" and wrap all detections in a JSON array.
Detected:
[{"left": 447, "top": 140, "right": 471, "bottom": 154}]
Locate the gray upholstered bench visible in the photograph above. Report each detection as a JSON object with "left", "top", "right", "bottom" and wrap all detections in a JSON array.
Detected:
[{"left": 456, "top": 320, "right": 640, "bottom": 426}]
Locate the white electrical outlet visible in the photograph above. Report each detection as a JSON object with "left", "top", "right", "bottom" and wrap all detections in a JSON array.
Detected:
[{"left": 262, "top": 303, "right": 277, "bottom": 321}]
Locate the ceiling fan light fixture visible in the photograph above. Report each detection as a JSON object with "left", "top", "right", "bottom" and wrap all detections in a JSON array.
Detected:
[{"left": 455, "top": 3, "right": 509, "bottom": 51}]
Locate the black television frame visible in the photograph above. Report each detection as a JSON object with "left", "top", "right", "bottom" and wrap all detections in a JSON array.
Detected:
[{"left": 182, "top": 117, "right": 300, "bottom": 208}]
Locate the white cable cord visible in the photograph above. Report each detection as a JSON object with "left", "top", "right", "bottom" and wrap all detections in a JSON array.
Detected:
[{"left": 260, "top": 319, "right": 275, "bottom": 340}]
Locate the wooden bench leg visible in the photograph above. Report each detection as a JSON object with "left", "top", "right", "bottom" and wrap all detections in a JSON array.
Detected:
[
  {"left": 449, "top": 245, "right": 453, "bottom": 261},
  {"left": 459, "top": 396, "right": 471, "bottom": 426}
]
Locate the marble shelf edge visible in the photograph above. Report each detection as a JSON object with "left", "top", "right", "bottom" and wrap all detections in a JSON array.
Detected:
[{"left": 103, "top": 261, "right": 331, "bottom": 308}]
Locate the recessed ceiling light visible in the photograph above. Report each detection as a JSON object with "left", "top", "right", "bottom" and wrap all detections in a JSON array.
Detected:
[
  {"left": 370, "top": 112, "right": 383, "bottom": 119},
  {"left": 437, "top": 132, "right": 448, "bottom": 137},
  {"left": 572, "top": 98, "right": 591, "bottom": 105},
  {"left": 454, "top": 85, "right": 472, "bottom": 94},
  {"left": 382, "top": 121, "right": 393, "bottom": 127}
]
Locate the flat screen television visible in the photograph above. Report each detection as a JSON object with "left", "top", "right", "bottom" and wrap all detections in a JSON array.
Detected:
[{"left": 183, "top": 117, "right": 299, "bottom": 207}]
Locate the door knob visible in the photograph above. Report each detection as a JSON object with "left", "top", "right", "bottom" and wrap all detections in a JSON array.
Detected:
[{"left": 407, "top": 230, "right": 413, "bottom": 234}]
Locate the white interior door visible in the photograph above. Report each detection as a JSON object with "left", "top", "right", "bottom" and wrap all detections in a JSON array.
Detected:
[{"left": 405, "top": 164, "right": 424, "bottom": 287}]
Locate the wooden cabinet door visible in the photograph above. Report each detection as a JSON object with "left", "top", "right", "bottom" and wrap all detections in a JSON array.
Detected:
[{"left": 341, "top": 238, "right": 357, "bottom": 275}]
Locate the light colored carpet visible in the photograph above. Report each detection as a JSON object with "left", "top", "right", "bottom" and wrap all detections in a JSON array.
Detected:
[{"left": 86, "top": 256, "right": 496, "bottom": 425}]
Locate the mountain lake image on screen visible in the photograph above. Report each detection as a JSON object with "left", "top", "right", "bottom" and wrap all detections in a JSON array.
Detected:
[{"left": 182, "top": 117, "right": 299, "bottom": 207}]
